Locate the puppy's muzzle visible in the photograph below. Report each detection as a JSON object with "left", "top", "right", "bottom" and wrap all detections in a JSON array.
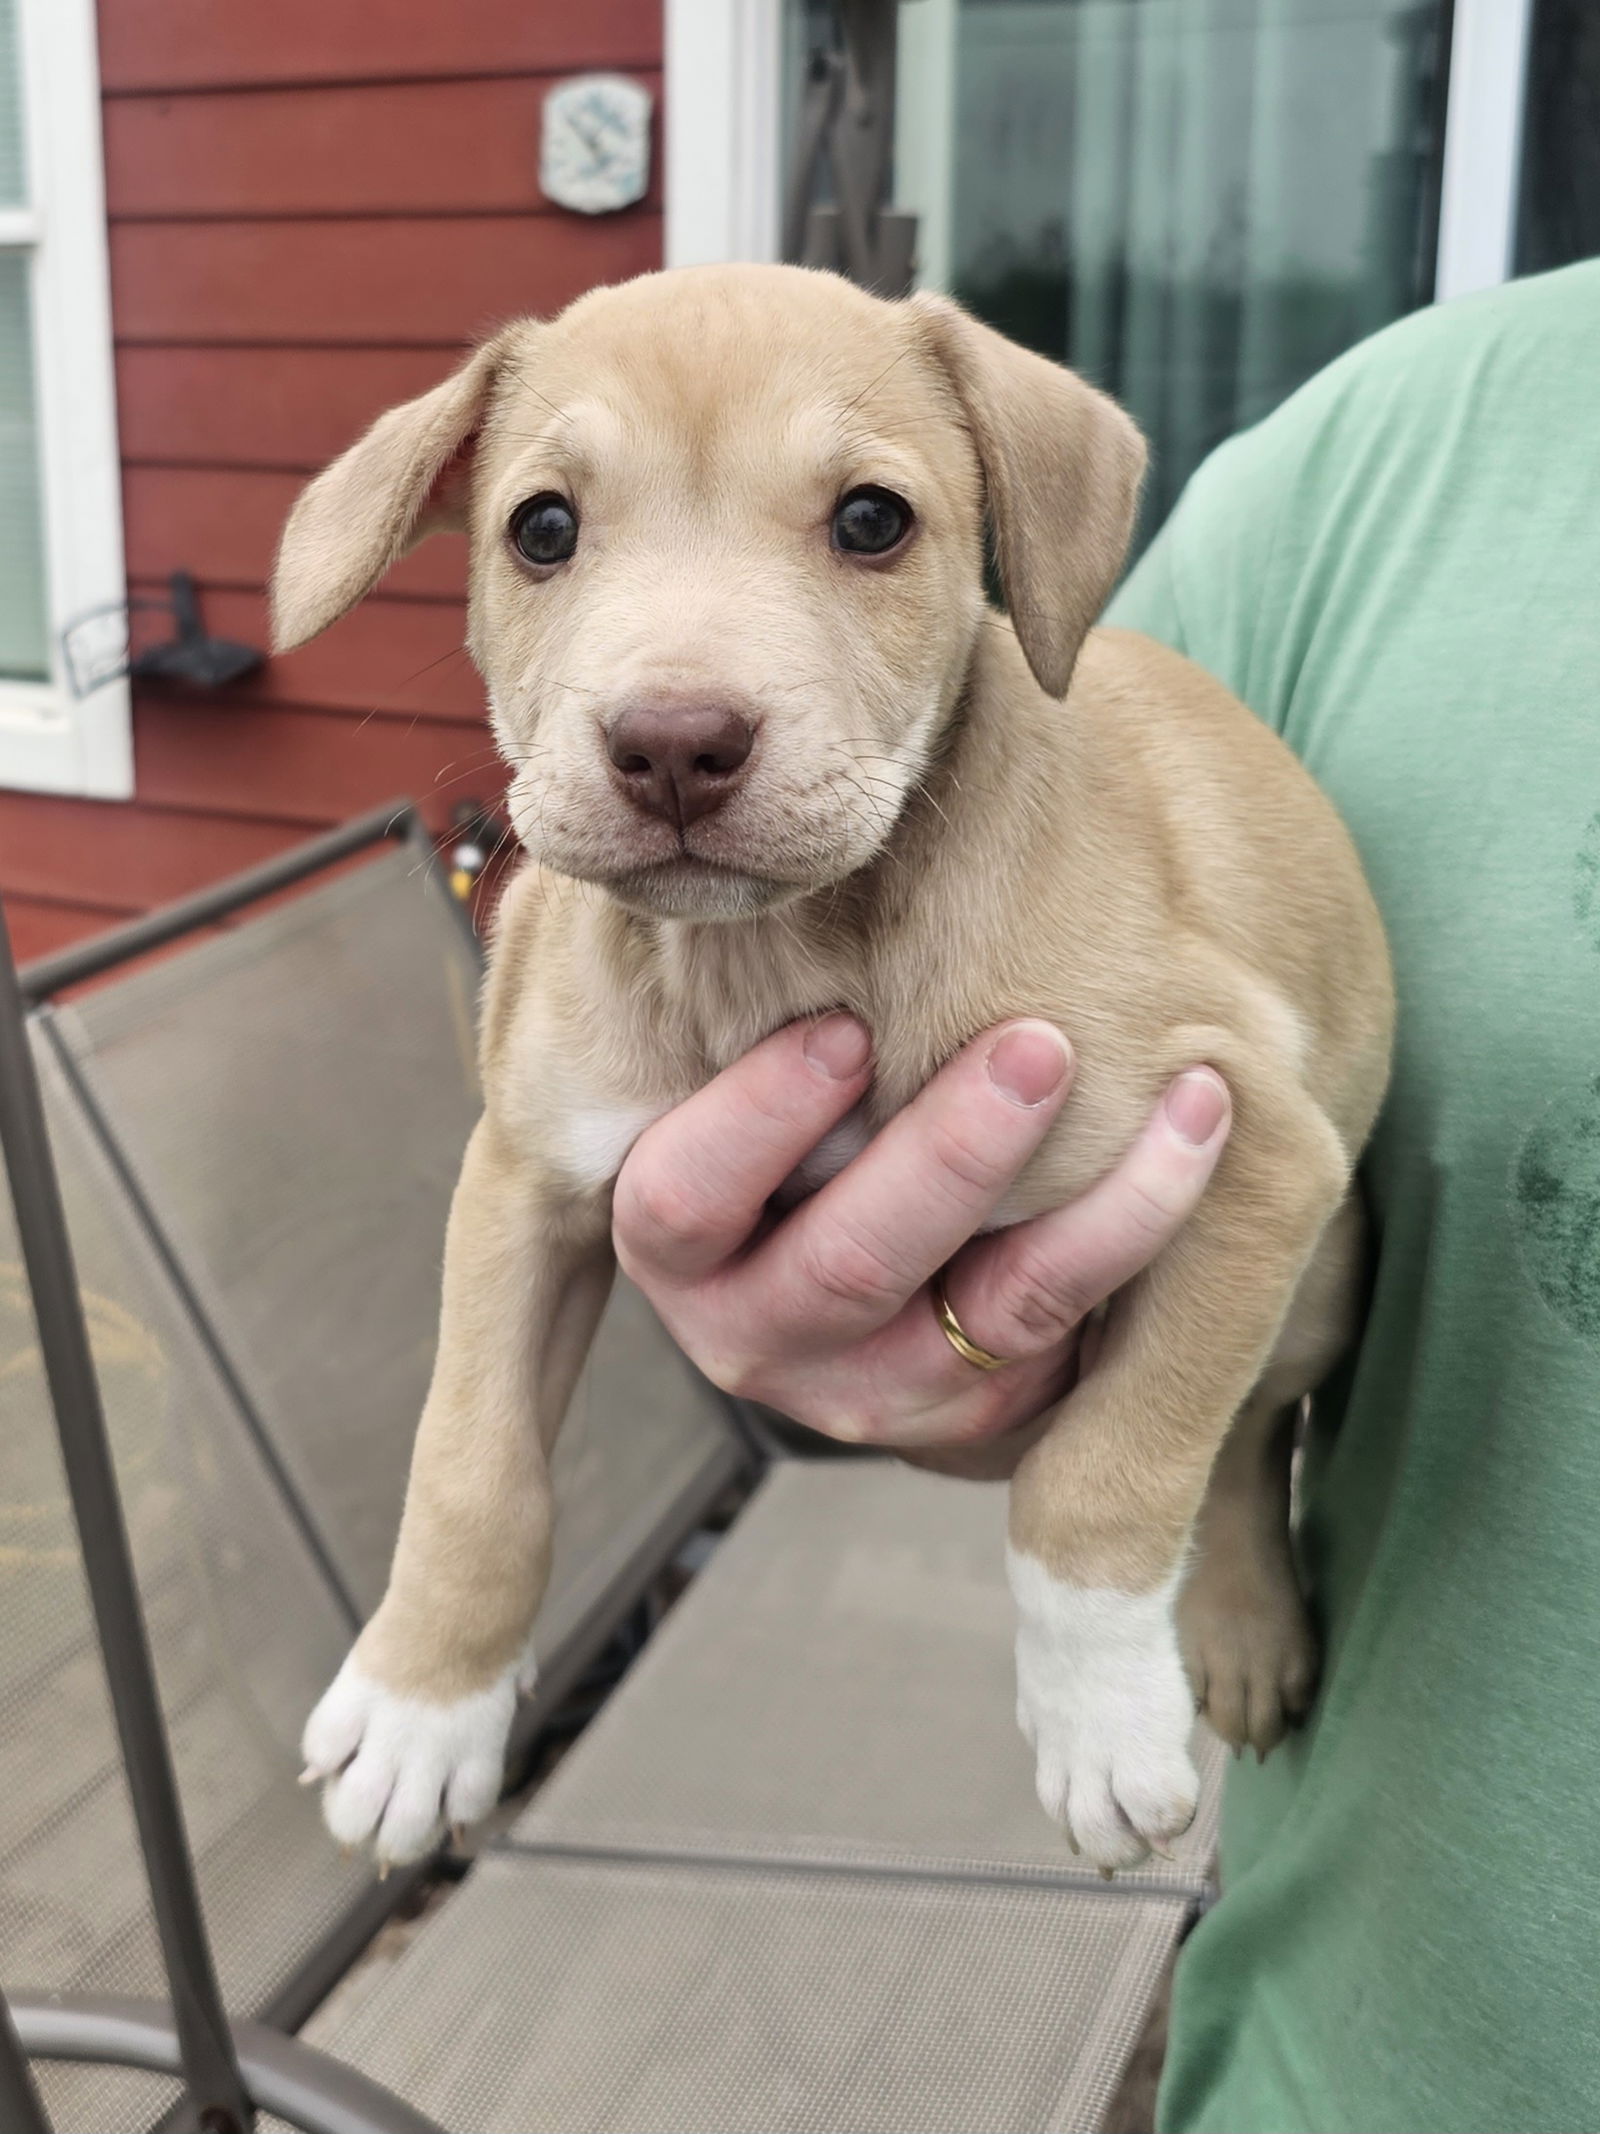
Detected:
[{"left": 604, "top": 704, "right": 757, "bottom": 830}]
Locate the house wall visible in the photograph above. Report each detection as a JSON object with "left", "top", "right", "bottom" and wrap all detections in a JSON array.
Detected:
[{"left": 2, "top": 2, "right": 662, "bottom": 964}]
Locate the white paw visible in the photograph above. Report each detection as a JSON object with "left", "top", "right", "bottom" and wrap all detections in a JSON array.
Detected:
[
  {"left": 1007, "top": 1546, "right": 1198, "bottom": 1872},
  {"left": 300, "top": 1649, "right": 525, "bottom": 1865}
]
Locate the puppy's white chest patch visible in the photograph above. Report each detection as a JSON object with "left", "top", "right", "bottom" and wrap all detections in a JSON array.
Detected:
[{"left": 559, "top": 1101, "right": 672, "bottom": 1191}]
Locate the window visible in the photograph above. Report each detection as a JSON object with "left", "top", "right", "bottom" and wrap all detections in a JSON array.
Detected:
[{"left": 0, "top": 0, "right": 130, "bottom": 798}]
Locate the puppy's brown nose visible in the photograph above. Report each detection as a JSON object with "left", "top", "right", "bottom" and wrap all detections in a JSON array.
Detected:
[{"left": 605, "top": 705, "right": 755, "bottom": 828}]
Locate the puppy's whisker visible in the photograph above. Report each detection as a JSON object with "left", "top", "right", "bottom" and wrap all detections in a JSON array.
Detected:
[
  {"left": 836, "top": 343, "right": 917, "bottom": 422},
  {"left": 508, "top": 361, "right": 569, "bottom": 429},
  {"left": 529, "top": 674, "right": 604, "bottom": 699},
  {"left": 387, "top": 644, "right": 473, "bottom": 696}
]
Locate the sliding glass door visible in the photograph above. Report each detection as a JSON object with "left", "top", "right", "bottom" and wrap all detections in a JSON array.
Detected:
[{"left": 787, "top": 0, "right": 1453, "bottom": 535}]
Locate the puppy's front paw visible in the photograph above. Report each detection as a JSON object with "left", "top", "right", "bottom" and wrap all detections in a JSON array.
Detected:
[
  {"left": 301, "top": 1649, "right": 521, "bottom": 1865},
  {"left": 1008, "top": 1548, "right": 1197, "bottom": 1873}
]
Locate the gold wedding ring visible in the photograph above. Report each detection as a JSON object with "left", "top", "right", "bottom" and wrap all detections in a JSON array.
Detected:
[{"left": 932, "top": 1274, "right": 1012, "bottom": 1372}]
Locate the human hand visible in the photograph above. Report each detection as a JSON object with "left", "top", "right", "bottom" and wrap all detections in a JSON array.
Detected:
[{"left": 613, "top": 1016, "right": 1231, "bottom": 1449}]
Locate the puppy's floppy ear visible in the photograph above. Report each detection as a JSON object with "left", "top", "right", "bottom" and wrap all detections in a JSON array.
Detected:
[
  {"left": 912, "top": 293, "right": 1146, "bottom": 698},
  {"left": 271, "top": 333, "right": 508, "bottom": 652}
]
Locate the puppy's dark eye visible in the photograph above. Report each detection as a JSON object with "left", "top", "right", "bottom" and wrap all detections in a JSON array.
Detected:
[
  {"left": 510, "top": 494, "right": 579, "bottom": 567},
  {"left": 832, "top": 485, "right": 912, "bottom": 557}
]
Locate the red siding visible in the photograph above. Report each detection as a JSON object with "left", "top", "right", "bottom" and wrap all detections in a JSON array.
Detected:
[
  {"left": 110, "top": 216, "right": 660, "bottom": 345},
  {"left": 129, "top": 588, "right": 481, "bottom": 722},
  {"left": 1, "top": 2, "right": 663, "bottom": 956},
  {"left": 123, "top": 467, "right": 467, "bottom": 598},
  {"left": 134, "top": 700, "right": 502, "bottom": 827},
  {"left": 4, "top": 894, "right": 131, "bottom": 967},
  {"left": 116, "top": 346, "right": 461, "bottom": 467},
  {"left": 102, "top": 75, "right": 663, "bottom": 219},
  {"left": 98, "top": 6, "right": 658, "bottom": 92},
  {"left": 0, "top": 792, "right": 321, "bottom": 909}
]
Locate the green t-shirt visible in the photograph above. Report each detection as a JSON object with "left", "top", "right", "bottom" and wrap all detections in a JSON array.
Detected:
[{"left": 1108, "top": 262, "right": 1600, "bottom": 2134}]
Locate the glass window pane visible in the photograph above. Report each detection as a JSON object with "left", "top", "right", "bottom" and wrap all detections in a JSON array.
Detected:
[
  {"left": 1516, "top": 0, "right": 1600, "bottom": 275},
  {"left": 0, "top": 251, "right": 51, "bottom": 681},
  {"left": 0, "top": 0, "right": 28, "bottom": 207}
]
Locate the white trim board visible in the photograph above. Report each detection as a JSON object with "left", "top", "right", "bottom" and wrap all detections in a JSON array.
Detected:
[
  {"left": 1434, "top": 0, "right": 1534, "bottom": 302},
  {"left": 665, "top": 0, "right": 783, "bottom": 267},
  {"left": 2, "top": 0, "right": 131, "bottom": 799}
]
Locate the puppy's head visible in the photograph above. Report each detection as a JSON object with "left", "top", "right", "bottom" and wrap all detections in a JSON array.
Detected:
[{"left": 273, "top": 266, "right": 1143, "bottom": 920}]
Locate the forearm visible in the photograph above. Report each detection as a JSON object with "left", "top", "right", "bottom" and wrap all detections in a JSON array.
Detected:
[{"left": 370, "top": 1115, "right": 614, "bottom": 1689}]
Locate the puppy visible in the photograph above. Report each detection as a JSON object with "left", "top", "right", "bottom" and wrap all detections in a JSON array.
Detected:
[{"left": 276, "top": 265, "right": 1393, "bottom": 1872}]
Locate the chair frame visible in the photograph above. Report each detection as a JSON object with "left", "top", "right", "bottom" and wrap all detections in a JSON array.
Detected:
[{"left": 0, "top": 803, "right": 448, "bottom": 2133}]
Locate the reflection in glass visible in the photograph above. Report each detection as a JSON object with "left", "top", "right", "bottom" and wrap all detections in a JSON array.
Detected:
[
  {"left": 945, "top": 0, "right": 1449, "bottom": 530},
  {"left": 0, "top": 0, "right": 27, "bottom": 207},
  {"left": 0, "top": 252, "right": 51, "bottom": 682}
]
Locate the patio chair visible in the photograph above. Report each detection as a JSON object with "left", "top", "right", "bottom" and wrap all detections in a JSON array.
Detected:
[{"left": 0, "top": 804, "right": 746, "bottom": 2131}]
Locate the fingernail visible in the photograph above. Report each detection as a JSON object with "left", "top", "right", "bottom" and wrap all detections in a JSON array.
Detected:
[
  {"left": 803, "top": 1012, "right": 872, "bottom": 1080},
  {"left": 986, "top": 1023, "right": 1071, "bottom": 1108},
  {"left": 1165, "top": 1068, "right": 1228, "bottom": 1147}
]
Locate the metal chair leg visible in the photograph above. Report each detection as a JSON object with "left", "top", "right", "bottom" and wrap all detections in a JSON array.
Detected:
[
  {"left": 0, "top": 903, "right": 254, "bottom": 2134},
  {"left": 0, "top": 1990, "right": 50, "bottom": 2134}
]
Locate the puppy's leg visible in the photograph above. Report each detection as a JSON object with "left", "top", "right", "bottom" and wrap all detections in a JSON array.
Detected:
[
  {"left": 1008, "top": 1089, "right": 1346, "bottom": 1870},
  {"left": 303, "top": 1116, "right": 612, "bottom": 1863},
  {"left": 1177, "top": 1390, "right": 1310, "bottom": 1759},
  {"left": 1178, "top": 1193, "right": 1365, "bottom": 1758}
]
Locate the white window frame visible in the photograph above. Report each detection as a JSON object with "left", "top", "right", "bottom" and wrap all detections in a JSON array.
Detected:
[
  {"left": 1, "top": 0, "right": 131, "bottom": 799},
  {"left": 666, "top": 0, "right": 1536, "bottom": 309}
]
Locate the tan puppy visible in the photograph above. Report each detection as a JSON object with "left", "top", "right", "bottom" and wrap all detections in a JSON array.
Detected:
[{"left": 277, "top": 265, "right": 1392, "bottom": 1872}]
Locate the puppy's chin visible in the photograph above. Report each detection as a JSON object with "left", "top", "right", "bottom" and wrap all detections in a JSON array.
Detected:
[
  {"left": 518, "top": 803, "right": 898, "bottom": 921},
  {"left": 602, "top": 859, "right": 802, "bottom": 922}
]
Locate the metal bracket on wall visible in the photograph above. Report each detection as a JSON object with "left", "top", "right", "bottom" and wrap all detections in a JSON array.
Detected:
[
  {"left": 61, "top": 572, "right": 264, "bottom": 700},
  {"left": 785, "top": 0, "right": 918, "bottom": 295}
]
